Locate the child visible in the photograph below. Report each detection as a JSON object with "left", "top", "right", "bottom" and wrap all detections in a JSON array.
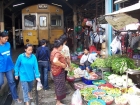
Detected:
[{"left": 14, "top": 44, "right": 41, "bottom": 105}]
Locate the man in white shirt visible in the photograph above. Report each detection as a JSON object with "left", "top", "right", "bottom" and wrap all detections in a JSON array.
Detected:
[{"left": 80, "top": 47, "right": 97, "bottom": 72}]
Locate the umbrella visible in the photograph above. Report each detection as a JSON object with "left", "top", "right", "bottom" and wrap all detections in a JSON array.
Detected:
[{"left": 105, "top": 1, "right": 140, "bottom": 30}]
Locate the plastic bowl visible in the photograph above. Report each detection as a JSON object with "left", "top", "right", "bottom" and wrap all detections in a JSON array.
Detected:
[
  {"left": 88, "top": 99, "right": 106, "bottom": 105},
  {"left": 102, "top": 95, "right": 114, "bottom": 105},
  {"left": 99, "top": 83, "right": 114, "bottom": 89},
  {"left": 93, "top": 80, "right": 106, "bottom": 86},
  {"left": 93, "top": 89, "right": 106, "bottom": 97},
  {"left": 66, "top": 76, "right": 75, "bottom": 82}
]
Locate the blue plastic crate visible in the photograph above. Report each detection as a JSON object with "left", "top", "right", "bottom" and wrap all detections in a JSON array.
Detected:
[{"left": 81, "top": 77, "right": 93, "bottom": 85}]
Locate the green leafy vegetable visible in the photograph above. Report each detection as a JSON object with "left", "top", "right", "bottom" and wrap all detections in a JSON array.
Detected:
[
  {"left": 91, "top": 58, "right": 107, "bottom": 68},
  {"left": 67, "top": 71, "right": 74, "bottom": 77}
]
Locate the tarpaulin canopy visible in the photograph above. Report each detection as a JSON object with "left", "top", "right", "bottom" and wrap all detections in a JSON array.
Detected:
[{"left": 105, "top": 1, "right": 140, "bottom": 30}]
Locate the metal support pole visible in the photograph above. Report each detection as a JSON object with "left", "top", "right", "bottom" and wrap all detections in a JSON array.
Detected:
[
  {"left": 105, "top": 0, "right": 113, "bottom": 55},
  {"left": 0, "top": 1, "right": 4, "bottom": 32},
  {"left": 12, "top": 13, "right": 16, "bottom": 50}
]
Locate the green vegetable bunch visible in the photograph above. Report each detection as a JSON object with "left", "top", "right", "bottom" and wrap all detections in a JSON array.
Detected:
[
  {"left": 67, "top": 71, "right": 74, "bottom": 77},
  {"left": 91, "top": 58, "right": 107, "bottom": 68},
  {"left": 71, "top": 63, "right": 78, "bottom": 68},
  {"left": 111, "top": 55, "right": 136, "bottom": 74}
]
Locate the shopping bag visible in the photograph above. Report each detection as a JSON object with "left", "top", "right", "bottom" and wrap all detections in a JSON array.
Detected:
[
  {"left": 71, "top": 89, "right": 83, "bottom": 105},
  {"left": 37, "top": 81, "right": 43, "bottom": 91}
]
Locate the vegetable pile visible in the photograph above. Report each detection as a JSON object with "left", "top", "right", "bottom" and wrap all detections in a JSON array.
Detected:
[
  {"left": 84, "top": 94, "right": 97, "bottom": 101},
  {"left": 93, "top": 89, "right": 106, "bottom": 97},
  {"left": 106, "top": 88, "right": 121, "bottom": 97},
  {"left": 108, "top": 74, "right": 134, "bottom": 87},
  {"left": 80, "top": 87, "right": 97, "bottom": 96},
  {"left": 91, "top": 58, "right": 107, "bottom": 68},
  {"left": 102, "top": 95, "right": 114, "bottom": 103},
  {"left": 67, "top": 71, "right": 74, "bottom": 77},
  {"left": 105, "top": 55, "right": 136, "bottom": 74}
]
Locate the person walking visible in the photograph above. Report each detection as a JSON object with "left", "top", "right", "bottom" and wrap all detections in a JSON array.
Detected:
[
  {"left": 0, "top": 32, "right": 22, "bottom": 103},
  {"left": 36, "top": 39, "right": 50, "bottom": 90},
  {"left": 14, "top": 44, "right": 41, "bottom": 105},
  {"left": 50, "top": 39, "right": 67, "bottom": 105}
]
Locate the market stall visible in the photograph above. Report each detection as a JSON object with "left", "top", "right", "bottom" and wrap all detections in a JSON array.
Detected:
[{"left": 68, "top": 54, "right": 140, "bottom": 105}]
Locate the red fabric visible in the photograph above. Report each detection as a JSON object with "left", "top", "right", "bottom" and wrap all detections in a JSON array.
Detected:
[
  {"left": 50, "top": 48, "right": 66, "bottom": 76},
  {"left": 78, "top": 54, "right": 83, "bottom": 59},
  {"left": 89, "top": 45, "right": 97, "bottom": 53}
]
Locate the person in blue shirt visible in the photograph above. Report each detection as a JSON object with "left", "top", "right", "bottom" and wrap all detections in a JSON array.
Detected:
[
  {"left": 0, "top": 32, "right": 22, "bottom": 103},
  {"left": 36, "top": 39, "right": 50, "bottom": 90},
  {"left": 14, "top": 44, "right": 41, "bottom": 105}
]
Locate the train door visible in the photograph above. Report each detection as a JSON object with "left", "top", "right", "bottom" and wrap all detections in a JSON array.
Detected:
[
  {"left": 49, "top": 14, "right": 64, "bottom": 44},
  {"left": 37, "top": 14, "right": 49, "bottom": 42}
]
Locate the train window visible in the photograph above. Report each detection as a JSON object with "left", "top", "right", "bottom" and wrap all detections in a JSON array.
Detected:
[
  {"left": 24, "top": 15, "right": 36, "bottom": 27},
  {"left": 40, "top": 16, "right": 47, "bottom": 27},
  {"left": 51, "top": 15, "right": 62, "bottom": 26}
]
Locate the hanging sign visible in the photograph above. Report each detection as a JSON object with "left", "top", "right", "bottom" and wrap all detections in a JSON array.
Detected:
[{"left": 38, "top": 4, "right": 48, "bottom": 9}]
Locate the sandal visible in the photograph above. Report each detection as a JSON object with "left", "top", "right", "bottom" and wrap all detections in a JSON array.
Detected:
[
  {"left": 56, "top": 103, "right": 66, "bottom": 105},
  {"left": 15, "top": 99, "right": 22, "bottom": 103},
  {"left": 28, "top": 92, "right": 33, "bottom": 99},
  {"left": 29, "top": 96, "right": 33, "bottom": 99}
]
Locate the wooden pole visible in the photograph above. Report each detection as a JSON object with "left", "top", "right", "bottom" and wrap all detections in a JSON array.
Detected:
[
  {"left": 12, "top": 13, "right": 16, "bottom": 50},
  {"left": 73, "top": 5, "right": 77, "bottom": 52},
  {"left": 0, "top": 1, "right": 4, "bottom": 32}
]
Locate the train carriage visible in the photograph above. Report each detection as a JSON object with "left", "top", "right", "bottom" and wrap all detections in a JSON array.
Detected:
[{"left": 22, "top": 4, "right": 64, "bottom": 46}]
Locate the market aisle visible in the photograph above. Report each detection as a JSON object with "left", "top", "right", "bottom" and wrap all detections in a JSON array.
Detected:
[{"left": 11, "top": 74, "right": 84, "bottom": 105}]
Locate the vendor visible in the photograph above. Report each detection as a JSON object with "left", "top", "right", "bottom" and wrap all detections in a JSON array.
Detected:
[{"left": 80, "top": 47, "right": 97, "bottom": 72}]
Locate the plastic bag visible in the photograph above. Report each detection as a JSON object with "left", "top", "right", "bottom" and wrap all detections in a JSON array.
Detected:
[
  {"left": 71, "top": 89, "right": 83, "bottom": 105},
  {"left": 93, "top": 33, "right": 100, "bottom": 43},
  {"left": 37, "top": 81, "right": 43, "bottom": 91},
  {"left": 50, "top": 71, "right": 54, "bottom": 80}
]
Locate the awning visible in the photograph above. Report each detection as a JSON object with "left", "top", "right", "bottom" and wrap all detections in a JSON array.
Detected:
[{"left": 105, "top": 1, "right": 140, "bottom": 30}]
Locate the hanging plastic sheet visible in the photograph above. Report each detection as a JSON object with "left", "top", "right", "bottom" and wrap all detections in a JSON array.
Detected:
[{"left": 105, "top": 1, "right": 140, "bottom": 30}]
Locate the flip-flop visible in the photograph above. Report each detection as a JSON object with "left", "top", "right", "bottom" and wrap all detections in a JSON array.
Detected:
[
  {"left": 29, "top": 96, "right": 33, "bottom": 99},
  {"left": 15, "top": 99, "right": 22, "bottom": 103},
  {"left": 56, "top": 104, "right": 66, "bottom": 105}
]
